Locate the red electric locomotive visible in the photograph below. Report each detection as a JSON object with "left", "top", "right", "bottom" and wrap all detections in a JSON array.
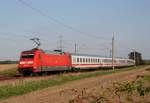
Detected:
[{"left": 18, "top": 49, "right": 72, "bottom": 75}]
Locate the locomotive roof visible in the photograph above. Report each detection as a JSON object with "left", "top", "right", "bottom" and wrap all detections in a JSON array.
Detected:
[
  {"left": 22, "top": 49, "right": 65, "bottom": 55},
  {"left": 42, "top": 50, "right": 65, "bottom": 54}
]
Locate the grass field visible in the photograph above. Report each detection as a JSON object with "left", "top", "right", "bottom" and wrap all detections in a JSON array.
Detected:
[
  {"left": 0, "top": 64, "right": 17, "bottom": 72},
  {"left": 0, "top": 66, "right": 146, "bottom": 100},
  {"left": 0, "top": 64, "right": 17, "bottom": 77}
]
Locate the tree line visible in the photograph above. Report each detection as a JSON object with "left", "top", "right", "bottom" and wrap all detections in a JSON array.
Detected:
[
  {"left": 128, "top": 51, "right": 150, "bottom": 65},
  {"left": 0, "top": 60, "right": 18, "bottom": 64}
]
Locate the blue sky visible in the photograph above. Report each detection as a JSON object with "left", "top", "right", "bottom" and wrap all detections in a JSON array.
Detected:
[{"left": 0, "top": 0, "right": 150, "bottom": 60}]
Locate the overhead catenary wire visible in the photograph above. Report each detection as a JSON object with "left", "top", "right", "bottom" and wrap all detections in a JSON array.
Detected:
[{"left": 17, "top": 0, "right": 110, "bottom": 41}]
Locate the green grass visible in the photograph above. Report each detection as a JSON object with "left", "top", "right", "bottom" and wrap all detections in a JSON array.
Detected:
[{"left": 0, "top": 66, "right": 146, "bottom": 100}]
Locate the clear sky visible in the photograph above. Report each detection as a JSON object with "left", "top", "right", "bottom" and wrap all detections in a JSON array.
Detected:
[{"left": 0, "top": 0, "right": 150, "bottom": 60}]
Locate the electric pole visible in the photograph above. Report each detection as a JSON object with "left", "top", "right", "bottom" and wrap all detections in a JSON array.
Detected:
[
  {"left": 133, "top": 49, "right": 136, "bottom": 66},
  {"left": 57, "top": 35, "right": 63, "bottom": 51},
  {"left": 112, "top": 33, "right": 115, "bottom": 70},
  {"left": 110, "top": 49, "right": 112, "bottom": 57},
  {"left": 75, "top": 43, "right": 78, "bottom": 54}
]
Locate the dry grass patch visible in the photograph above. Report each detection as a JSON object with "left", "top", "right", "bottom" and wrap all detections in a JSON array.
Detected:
[{"left": 0, "top": 64, "right": 17, "bottom": 72}]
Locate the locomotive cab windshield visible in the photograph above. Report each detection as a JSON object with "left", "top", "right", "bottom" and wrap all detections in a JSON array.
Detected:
[{"left": 21, "top": 54, "right": 34, "bottom": 59}]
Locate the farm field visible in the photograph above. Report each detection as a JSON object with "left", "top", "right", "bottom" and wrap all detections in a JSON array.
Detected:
[
  {"left": 0, "top": 64, "right": 17, "bottom": 72},
  {"left": 0, "top": 65, "right": 149, "bottom": 103},
  {"left": 0, "top": 64, "right": 18, "bottom": 77}
]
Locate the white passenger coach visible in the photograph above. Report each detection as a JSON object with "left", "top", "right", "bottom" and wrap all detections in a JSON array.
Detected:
[{"left": 71, "top": 53, "right": 135, "bottom": 69}]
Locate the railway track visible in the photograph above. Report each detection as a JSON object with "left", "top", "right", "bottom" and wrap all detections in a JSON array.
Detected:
[
  {"left": 0, "top": 75, "right": 47, "bottom": 81},
  {"left": 0, "top": 66, "right": 145, "bottom": 82},
  {"left": 0, "top": 71, "right": 65, "bottom": 81},
  {"left": 0, "top": 76, "right": 19, "bottom": 81},
  {"left": 0, "top": 70, "right": 98, "bottom": 81}
]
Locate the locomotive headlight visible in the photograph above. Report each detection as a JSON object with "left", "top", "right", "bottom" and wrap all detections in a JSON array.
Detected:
[
  {"left": 20, "top": 61, "right": 25, "bottom": 64},
  {"left": 28, "top": 61, "right": 33, "bottom": 64}
]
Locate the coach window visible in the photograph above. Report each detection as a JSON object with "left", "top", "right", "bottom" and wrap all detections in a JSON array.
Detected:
[
  {"left": 88, "top": 58, "right": 90, "bottom": 63},
  {"left": 93, "top": 59, "right": 95, "bottom": 63},
  {"left": 109, "top": 59, "right": 112, "bottom": 63},
  {"left": 93, "top": 59, "right": 96, "bottom": 63},
  {"left": 99, "top": 59, "right": 101, "bottom": 63},
  {"left": 96, "top": 59, "right": 98, "bottom": 63},
  {"left": 80, "top": 58, "right": 82, "bottom": 63},
  {"left": 103, "top": 59, "right": 107, "bottom": 63},
  {"left": 98, "top": 59, "right": 100, "bottom": 63},
  {"left": 114, "top": 60, "right": 117, "bottom": 63},
  {"left": 77, "top": 58, "right": 79, "bottom": 63},
  {"left": 86, "top": 58, "right": 88, "bottom": 63},
  {"left": 83, "top": 58, "right": 85, "bottom": 63}
]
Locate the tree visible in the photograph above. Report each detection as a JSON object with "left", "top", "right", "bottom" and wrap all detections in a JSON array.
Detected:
[{"left": 128, "top": 51, "right": 143, "bottom": 65}]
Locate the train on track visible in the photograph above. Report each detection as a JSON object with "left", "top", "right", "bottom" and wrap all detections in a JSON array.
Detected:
[{"left": 18, "top": 48, "right": 135, "bottom": 76}]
